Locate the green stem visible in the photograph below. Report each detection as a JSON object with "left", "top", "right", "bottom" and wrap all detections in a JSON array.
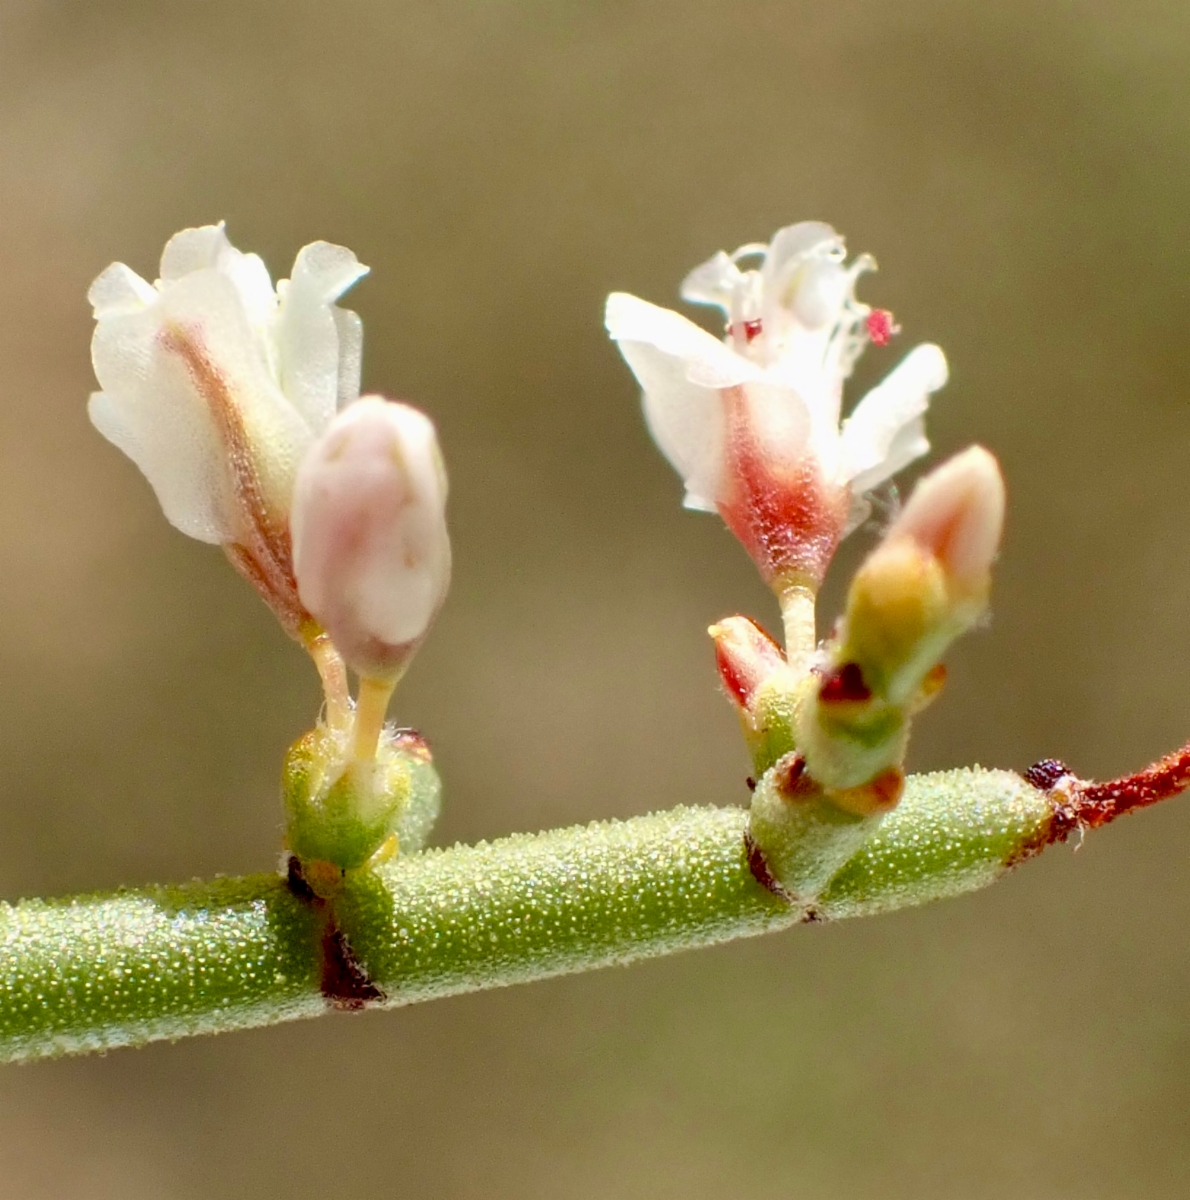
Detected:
[{"left": 0, "top": 766, "right": 1083, "bottom": 1064}]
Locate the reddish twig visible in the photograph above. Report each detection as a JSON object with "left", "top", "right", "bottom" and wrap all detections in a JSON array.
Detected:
[{"left": 1025, "top": 740, "right": 1190, "bottom": 845}]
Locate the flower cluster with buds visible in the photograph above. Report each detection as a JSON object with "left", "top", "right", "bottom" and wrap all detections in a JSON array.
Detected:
[
  {"left": 607, "top": 221, "right": 1005, "bottom": 906},
  {"left": 89, "top": 224, "right": 451, "bottom": 877},
  {"left": 90, "top": 218, "right": 1004, "bottom": 908}
]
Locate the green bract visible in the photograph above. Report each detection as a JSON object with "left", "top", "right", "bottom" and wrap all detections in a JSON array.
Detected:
[{"left": 283, "top": 729, "right": 441, "bottom": 870}]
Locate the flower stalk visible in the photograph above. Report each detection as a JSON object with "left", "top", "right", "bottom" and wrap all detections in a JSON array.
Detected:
[
  {"left": 779, "top": 582, "right": 818, "bottom": 670},
  {"left": 351, "top": 676, "right": 398, "bottom": 763},
  {"left": 305, "top": 630, "right": 352, "bottom": 733}
]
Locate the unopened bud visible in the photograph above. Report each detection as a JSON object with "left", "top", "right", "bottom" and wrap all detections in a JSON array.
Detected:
[
  {"left": 708, "top": 616, "right": 801, "bottom": 774},
  {"left": 889, "top": 444, "right": 1004, "bottom": 600},
  {"left": 797, "top": 447, "right": 1005, "bottom": 792},
  {"left": 843, "top": 445, "right": 1004, "bottom": 704},
  {"left": 709, "top": 616, "right": 786, "bottom": 710},
  {"left": 291, "top": 397, "right": 451, "bottom": 681}
]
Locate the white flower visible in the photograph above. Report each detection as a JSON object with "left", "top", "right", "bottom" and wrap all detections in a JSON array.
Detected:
[
  {"left": 605, "top": 221, "right": 947, "bottom": 588},
  {"left": 88, "top": 223, "right": 368, "bottom": 634},
  {"left": 291, "top": 397, "right": 451, "bottom": 682}
]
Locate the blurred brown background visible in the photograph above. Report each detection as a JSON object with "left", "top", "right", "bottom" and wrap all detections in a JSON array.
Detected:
[{"left": 1, "top": 0, "right": 1189, "bottom": 1195}]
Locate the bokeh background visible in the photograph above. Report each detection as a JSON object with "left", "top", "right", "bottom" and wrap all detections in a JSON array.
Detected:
[{"left": 1, "top": 0, "right": 1189, "bottom": 1195}]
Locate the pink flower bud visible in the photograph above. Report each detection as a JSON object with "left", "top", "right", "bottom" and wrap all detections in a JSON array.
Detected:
[
  {"left": 830, "top": 445, "right": 1006, "bottom": 713},
  {"left": 887, "top": 444, "right": 1005, "bottom": 598},
  {"left": 291, "top": 397, "right": 451, "bottom": 681},
  {"left": 708, "top": 616, "right": 787, "bottom": 712}
]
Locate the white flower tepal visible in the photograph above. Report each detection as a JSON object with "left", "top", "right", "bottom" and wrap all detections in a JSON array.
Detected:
[
  {"left": 291, "top": 397, "right": 452, "bottom": 682},
  {"left": 88, "top": 223, "right": 367, "bottom": 634},
  {"left": 606, "top": 221, "right": 947, "bottom": 590}
]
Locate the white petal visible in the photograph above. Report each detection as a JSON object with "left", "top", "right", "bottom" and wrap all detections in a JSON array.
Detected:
[
  {"left": 159, "top": 224, "right": 230, "bottom": 280},
  {"left": 842, "top": 493, "right": 873, "bottom": 537},
  {"left": 681, "top": 488, "right": 717, "bottom": 513},
  {"left": 90, "top": 269, "right": 313, "bottom": 543},
  {"left": 839, "top": 343, "right": 947, "bottom": 493},
  {"left": 290, "top": 241, "right": 370, "bottom": 302},
  {"left": 275, "top": 242, "right": 369, "bottom": 431},
  {"left": 88, "top": 369, "right": 227, "bottom": 544},
  {"left": 605, "top": 292, "right": 752, "bottom": 389},
  {"left": 679, "top": 250, "right": 743, "bottom": 313},
  {"left": 789, "top": 260, "right": 852, "bottom": 330},
  {"left": 607, "top": 293, "right": 752, "bottom": 507},
  {"left": 622, "top": 338, "right": 726, "bottom": 510},
  {"left": 88, "top": 263, "right": 156, "bottom": 318},
  {"left": 872, "top": 415, "right": 928, "bottom": 485},
  {"left": 219, "top": 250, "right": 276, "bottom": 332},
  {"left": 333, "top": 308, "right": 364, "bottom": 410},
  {"left": 160, "top": 224, "right": 278, "bottom": 334},
  {"left": 761, "top": 222, "right": 841, "bottom": 294},
  {"left": 741, "top": 380, "right": 812, "bottom": 474}
]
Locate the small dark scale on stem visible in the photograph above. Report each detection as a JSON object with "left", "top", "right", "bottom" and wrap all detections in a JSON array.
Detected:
[
  {"left": 320, "top": 925, "right": 385, "bottom": 1011},
  {"left": 285, "top": 855, "right": 385, "bottom": 1010},
  {"left": 1023, "top": 758, "right": 1071, "bottom": 792},
  {"left": 284, "top": 854, "right": 316, "bottom": 901},
  {"left": 743, "top": 831, "right": 822, "bottom": 921},
  {"left": 743, "top": 830, "right": 794, "bottom": 904},
  {"left": 776, "top": 754, "right": 818, "bottom": 799}
]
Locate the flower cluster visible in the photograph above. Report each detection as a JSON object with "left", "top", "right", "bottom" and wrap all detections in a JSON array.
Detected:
[
  {"left": 607, "top": 221, "right": 1005, "bottom": 895},
  {"left": 89, "top": 217, "right": 1003, "bottom": 883},
  {"left": 89, "top": 224, "right": 451, "bottom": 779}
]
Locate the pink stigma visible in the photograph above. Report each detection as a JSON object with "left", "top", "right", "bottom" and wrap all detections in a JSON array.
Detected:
[{"left": 866, "top": 309, "right": 899, "bottom": 347}]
